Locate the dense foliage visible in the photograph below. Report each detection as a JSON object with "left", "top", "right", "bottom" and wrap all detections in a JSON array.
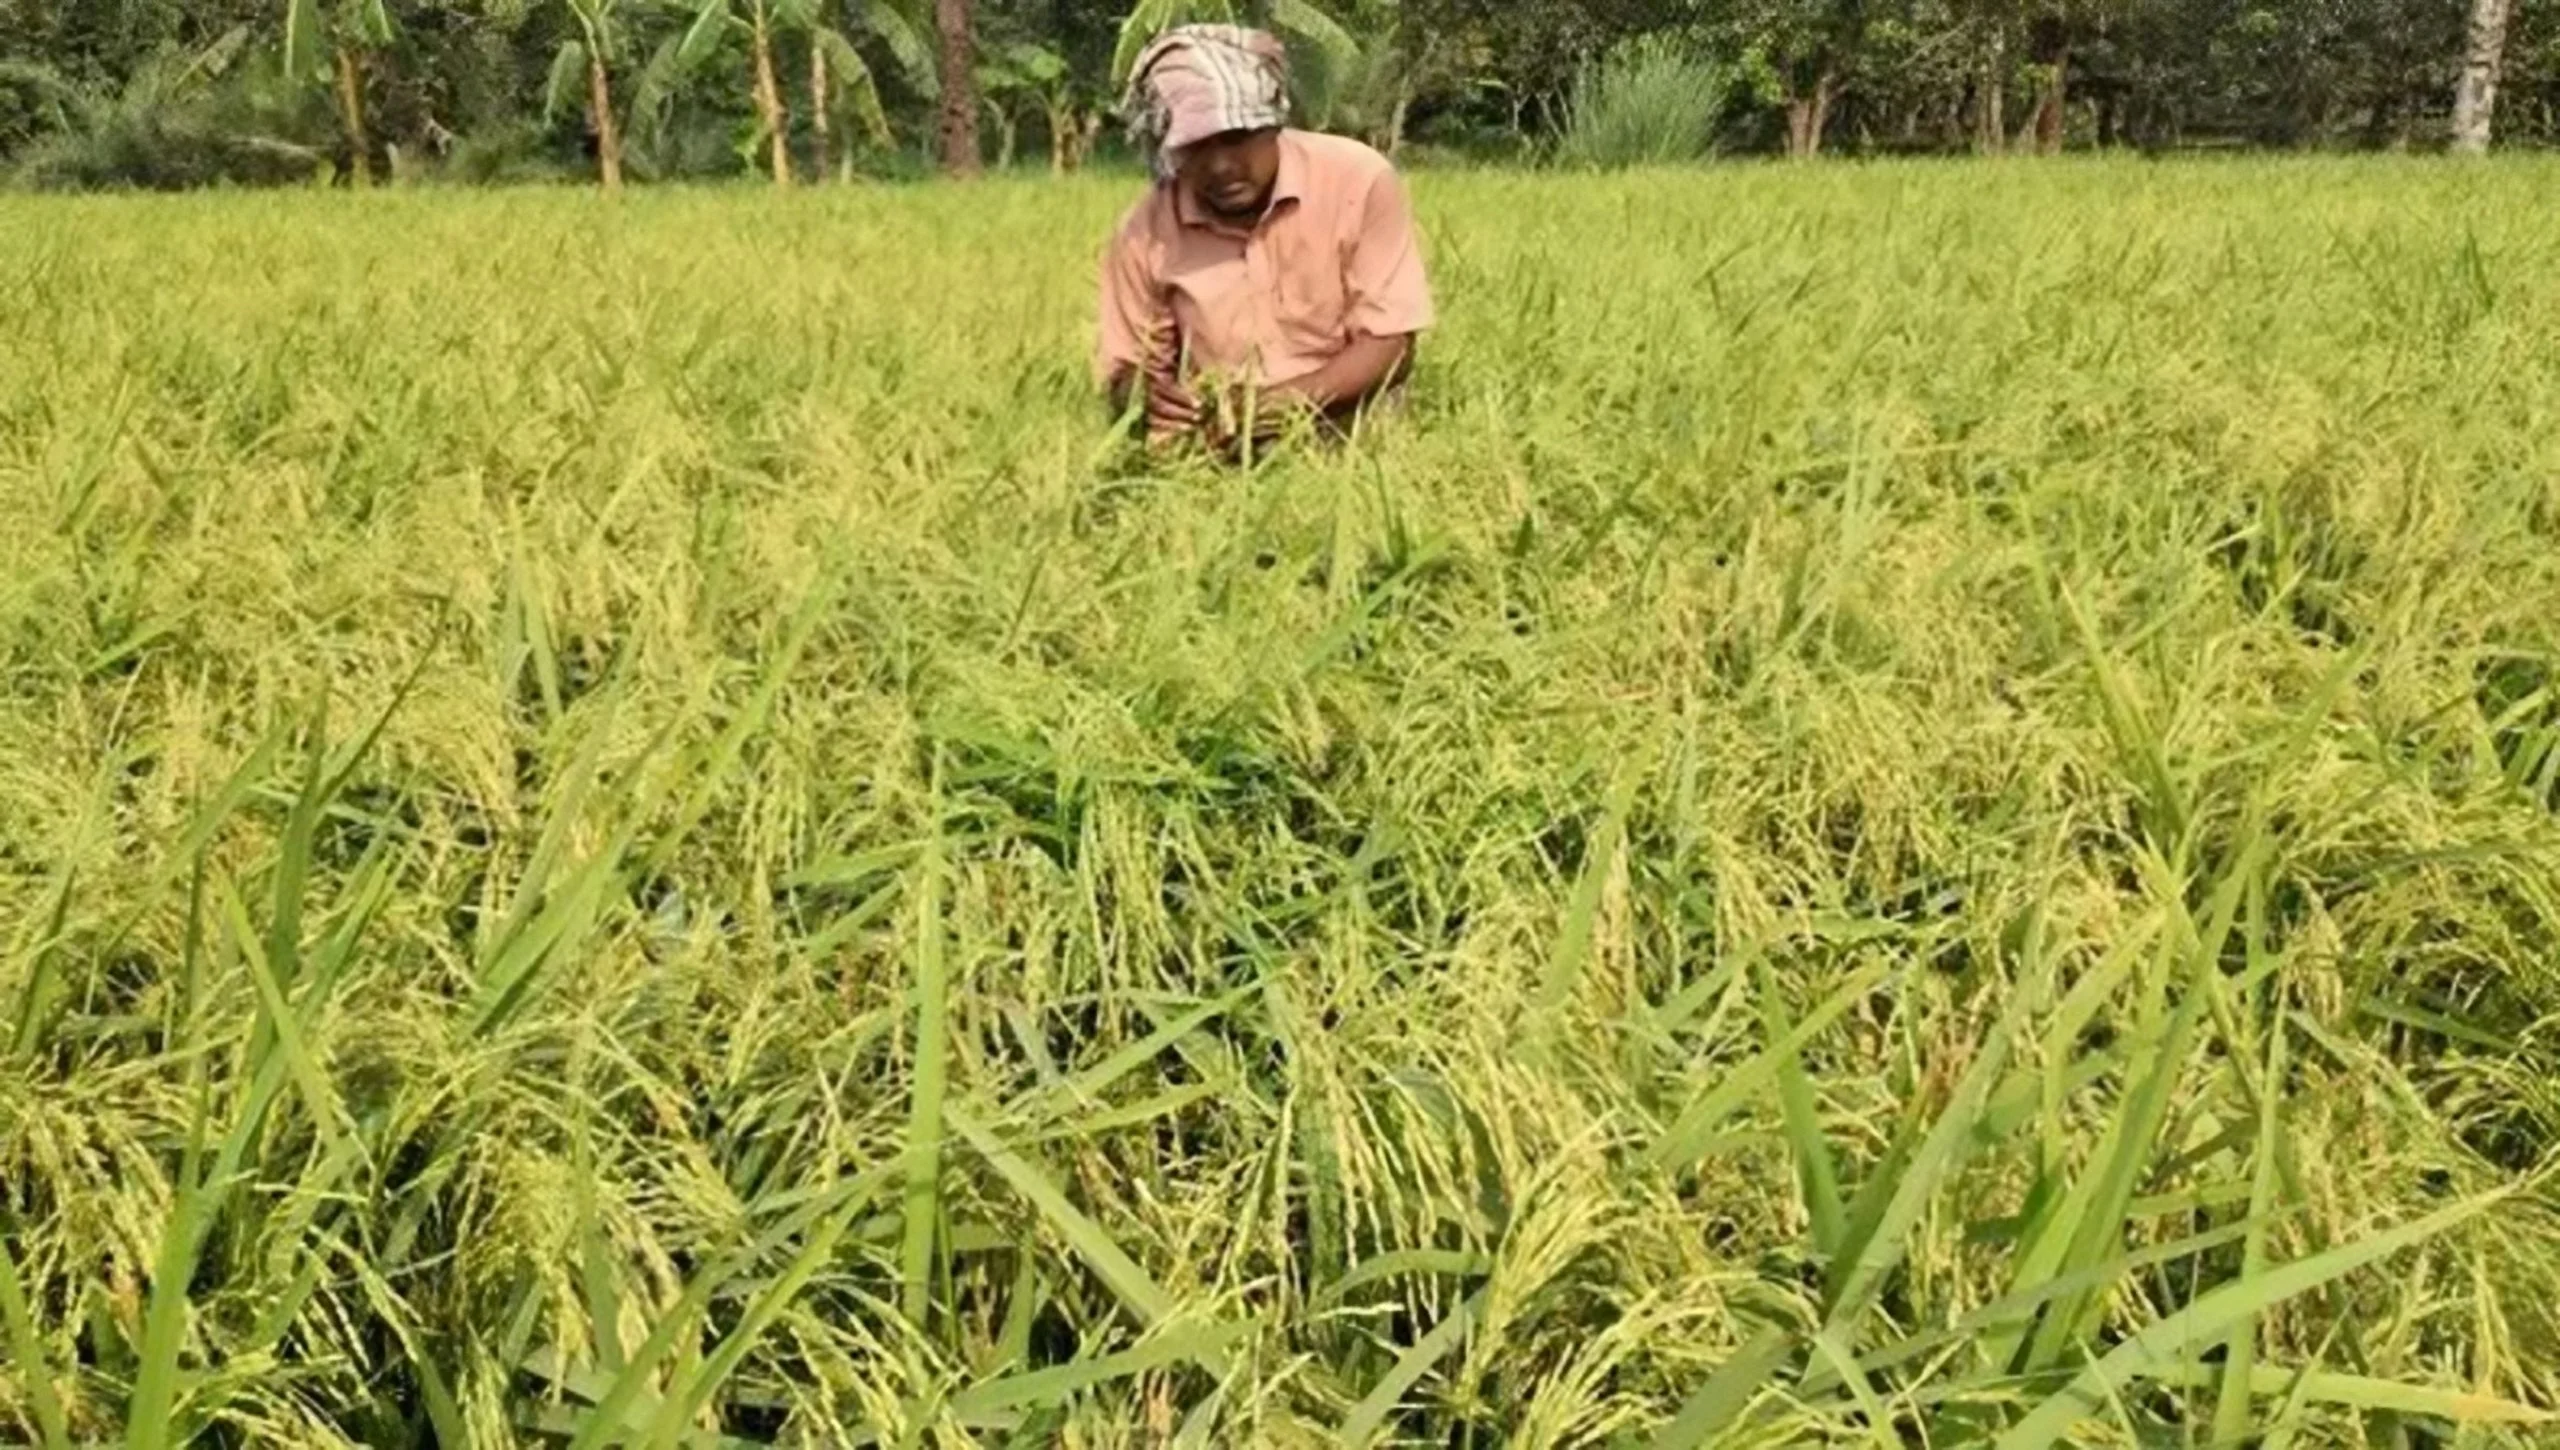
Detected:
[{"left": 0, "top": 0, "right": 2553, "bottom": 186}]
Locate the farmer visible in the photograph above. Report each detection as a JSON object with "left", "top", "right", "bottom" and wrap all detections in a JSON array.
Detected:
[{"left": 1097, "top": 24, "right": 1434, "bottom": 448}]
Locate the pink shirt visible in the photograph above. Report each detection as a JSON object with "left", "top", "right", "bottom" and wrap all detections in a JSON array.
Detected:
[{"left": 1096, "top": 129, "right": 1434, "bottom": 389}]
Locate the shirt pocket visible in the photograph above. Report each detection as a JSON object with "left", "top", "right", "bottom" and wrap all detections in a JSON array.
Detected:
[
  {"left": 1161, "top": 251, "right": 1253, "bottom": 368},
  {"left": 1272, "top": 230, "right": 1349, "bottom": 349}
]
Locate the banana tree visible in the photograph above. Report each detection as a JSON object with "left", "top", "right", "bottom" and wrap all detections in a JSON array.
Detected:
[
  {"left": 678, "top": 0, "right": 932, "bottom": 184},
  {"left": 282, "top": 0, "right": 395, "bottom": 184},
  {"left": 675, "top": 0, "right": 789, "bottom": 182},
  {"left": 543, "top": 0, "right": 651, "bottom": 189},
  {"left": 795, "top": 0, "right": 935, "bottom": 180},
  {"left": 1108, "top": 0, "right": 1361, "bottom": 90},
  {"left": 976, "top": 41, "right": 1100, "bottom": 172}
]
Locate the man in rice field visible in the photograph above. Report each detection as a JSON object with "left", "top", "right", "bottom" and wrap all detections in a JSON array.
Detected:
[{"left": 1098, "top": 24, "right": 1435, "bottom": 449}]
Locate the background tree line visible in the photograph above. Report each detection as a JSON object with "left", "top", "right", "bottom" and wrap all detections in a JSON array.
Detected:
[{"left": 0, "top": 0, "right": 2548, "bottom": 187}]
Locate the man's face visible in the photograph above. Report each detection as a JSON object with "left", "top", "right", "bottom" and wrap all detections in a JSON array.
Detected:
[{"left": 1176, "top": 127, "right": 1282, "bottom": 221}]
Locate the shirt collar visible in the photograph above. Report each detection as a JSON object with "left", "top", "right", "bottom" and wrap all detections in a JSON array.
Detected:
[{"left": 1171, "top": 129, "right": 1305, "bottom": 236}]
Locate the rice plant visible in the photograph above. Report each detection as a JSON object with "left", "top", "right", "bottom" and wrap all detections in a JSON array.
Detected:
[{"left": 3, "top": 159, "right": 2560, "bottom": 1447}]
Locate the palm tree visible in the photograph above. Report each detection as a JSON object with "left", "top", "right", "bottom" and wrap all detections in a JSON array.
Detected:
[
  {"left": 2, "top": 28, "right": 327, "bottom": 189},
  {"left": 282, "top": 0, "right": 395, "bottom": 184}
]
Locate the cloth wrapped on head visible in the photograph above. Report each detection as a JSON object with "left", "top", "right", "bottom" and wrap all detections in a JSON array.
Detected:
[{"left": 1120, "top": 25, "right": 1291, "bottom": 179}]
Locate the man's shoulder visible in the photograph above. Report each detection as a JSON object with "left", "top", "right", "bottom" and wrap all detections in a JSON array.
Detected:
[
  {"left": 1285, "top": 129, "right": 1397, "bottom": 183},
  {"left": 1111, "top": 183, "right": 1178, "bottom": 243}
]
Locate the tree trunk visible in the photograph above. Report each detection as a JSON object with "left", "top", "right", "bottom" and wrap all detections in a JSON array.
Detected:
[
  {"left": 2029, "top": 48, "right": 2068, "bottom": 154},
  {"left": 334, "top": 45, "right": 373, "bottom": 186},
  {"left": 1784, "top": 67, "right": 1837, "bottom": 159},
  {"left": 810, "top": 38, "right": 832, "bottom": 183},
  {"left": 588, "top": 47, "right": 624, "bottom": 191},
  {"left": 936, "top": 0, "right": 980, "bottom": 174},
  {"left": 1049, "top": 101, "right": 1084, "bottom": 173},
  {"left": 1976, "top": 31, "right": 2006, "bottom": 154},
  {"left": 987, "top": 105, "right": 1017, "bottom": 169},
  {"left": 751, "top": 3, "right": 791, "bottom": 185},
  {"left": 2451, "top": 0, "right": 2514, "bottom": 154}
]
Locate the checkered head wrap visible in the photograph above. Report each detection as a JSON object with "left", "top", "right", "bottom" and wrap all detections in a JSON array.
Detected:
[{"left": 1120, "top": 25, "right": 1291, "bottom": 180}]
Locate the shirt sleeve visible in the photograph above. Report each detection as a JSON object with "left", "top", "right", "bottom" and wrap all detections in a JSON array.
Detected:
[
  {"left": 1096, "top": 203, "right": 1166, "bottom": 388},
  {"left": 1344, "top": 165, "right": 1434, "bottom": 339}
]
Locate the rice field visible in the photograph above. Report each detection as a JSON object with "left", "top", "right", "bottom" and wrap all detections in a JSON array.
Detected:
[{"left": 5, "top": 158, "right": 2560, "bottom": 1448}]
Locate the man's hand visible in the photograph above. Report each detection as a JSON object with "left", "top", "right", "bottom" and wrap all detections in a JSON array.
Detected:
[
  {"left": 1111, "top": 341, "right": 1410, "bottom": 454},
  {"left": 1152, "top": 373, "right": 1302, "bottom": 452},
  {"left": 1206, "top": 382, "right": 1311, "bottom": 450},
  {"left": 1144, "top": 370, "right": 1205, "bottom": 438}
]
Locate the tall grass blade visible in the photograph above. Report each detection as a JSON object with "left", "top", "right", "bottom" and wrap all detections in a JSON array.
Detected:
[
  {"left": 1763, "top": 955, "right": 1848, "bottom": 1258},
  {"left": 220, "top": 880, "right": 350, "bottom": 1157},
  {"left": 1531, "top": 754, "right": 1641, "bottom": 1020},
  {"left": 1804, "top": 1219, "right": 2263, "bottom": 1395},
  {"left": 1016, "top": 983, "right": 1256, "bottom": 1126},
  {"left": 1994, "top": 1190, "right": 2512, "bottom": 1450},
  {"left": 2148, "top": 1361, "right": 2551, "bottom": 1426},
  {"left": 900, "top": 779, "right": 949, "bottom": 1329},
  {"left": 1650, "top": 1326, "right": 1794, "bottom": 1449},
  {"left": 2213, "top": 1013, "right": 2289, "bottom": 1447},
  {"left": 0, "top": 1224, "right": 71, "bottom": 1450},
  {"left": 949, "top": 1105, "right": 1204, "bottom": 1350},
  {"left": 2013, "top": 820, "right": 2268, "bottom": 1373},
  {"left": 1653, "top": 964, "right": 1892, "bottom": 1172},
  {"left": 6, "top": 861, "right": 77, "bottom": 1058},
  {"left": 1339, "top": 1288, "right": 1486, "bottom": 1448},
  {"left": 1823, "top": 988, "right": 2021, "bottom": 1327},
  {"left": 953, "top": 1320, "right": 1254, "bottom": 1417},
  {"left": 647, "top": 1168, "right": 897, "bottom": 1449}
]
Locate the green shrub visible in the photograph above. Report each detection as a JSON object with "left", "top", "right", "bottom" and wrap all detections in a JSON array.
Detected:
[
  {"left": 437, "top": 119, "right": 579, "bottom": 185},
  {"left": 8, "top": 32, "right": 330, "bottom": 191},
  {"left": 1555, "top": 33, "right": 1731, "bottom": 169}
]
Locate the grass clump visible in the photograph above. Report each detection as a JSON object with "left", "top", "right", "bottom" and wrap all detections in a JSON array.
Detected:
[{"left": 1556, "top": 35, "right": 1732, "bottom": 170}]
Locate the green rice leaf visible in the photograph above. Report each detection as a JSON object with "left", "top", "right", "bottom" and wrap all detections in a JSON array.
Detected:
[
  {"left": 1339, "top": 1288, "right": 1486, "bottom": 1448},
  {"left": 0, "top": 1225, "right": 70, "bottom": 1450},
  {"left": 1995, "top": 1190, "right": 2511, "bottom": 1450},
  {"left": 1650, "top": 1326, "right": 1795, "bottom": 1449}
]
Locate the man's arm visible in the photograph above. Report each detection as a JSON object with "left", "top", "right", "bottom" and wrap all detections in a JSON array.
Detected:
[
  {"left": 1262, "top": 332, "right": 1415, "bottom": 414},
  {"left": 1099, "top": 206, "right": 1217, "bottom": 439},
  {"left": 1237, "top": 161, "right": 1432, "bottom": 428},
  {"left": 1331, "top": 162, "right": 1433, "bottom": 392},
  {"left": 1097, "top": 204, "right": 1170, "bottom": 411}
]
